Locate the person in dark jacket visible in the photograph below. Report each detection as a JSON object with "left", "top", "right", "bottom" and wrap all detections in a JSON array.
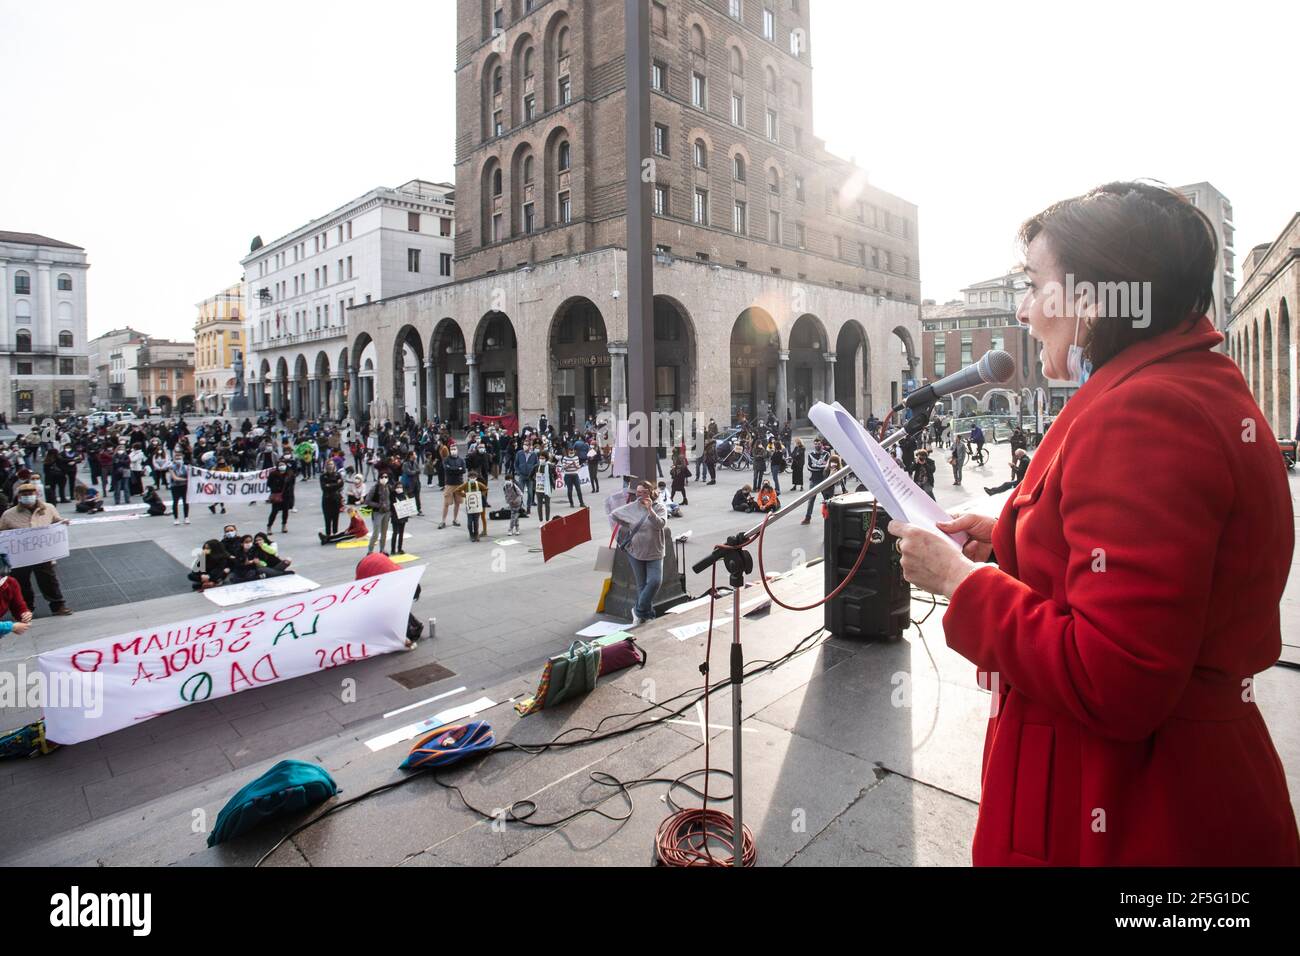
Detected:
[
  {"left": 189, "top": 539, "right": 231, "bottom": 590},
  {"left": 985, "top": 448, "right": 1030, "bottom": 495},
  {"left": 732, "top": 484, "right": 757, "bottom": 512},
  {"left": 266, "top": 458, "right": 296, "bottom": 532},
  {"left": 909, "top": 448, "right": 937, "bottom": 499},
  {"left": 366, "top": 473, "right": 393, "bottom": 554},
  {"left": 319, "top": 459, "right": 344, "bottom": 538},
  {"left": 790, "top": 438, "right": 806, "bottom": 490}
]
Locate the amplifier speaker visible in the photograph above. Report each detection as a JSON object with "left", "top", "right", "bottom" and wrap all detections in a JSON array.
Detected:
[{"left": 824, "top": 492, "right": 910, "bottom": 640}]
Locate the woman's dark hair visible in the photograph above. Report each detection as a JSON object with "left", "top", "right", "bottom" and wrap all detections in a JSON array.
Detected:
[{"left": 1018, "top": 181, "right": 1218, "bottom": 368}]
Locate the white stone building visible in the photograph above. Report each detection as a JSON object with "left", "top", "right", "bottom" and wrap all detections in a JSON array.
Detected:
[
  {"left": 0, "top": 231, "right": 91, "bottom": 420},
  {"left": 240, "top": 180, "right": 456, "bottom": 420}
]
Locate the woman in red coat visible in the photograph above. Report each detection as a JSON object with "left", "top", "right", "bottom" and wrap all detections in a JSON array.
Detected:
[{"left": 890, "top": 182, "right": 1299, "bottom": 866}]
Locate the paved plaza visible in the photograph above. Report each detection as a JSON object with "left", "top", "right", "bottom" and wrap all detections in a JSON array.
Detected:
[{"left": 2, "top": 430, "right": 1297, "bottom": 866}]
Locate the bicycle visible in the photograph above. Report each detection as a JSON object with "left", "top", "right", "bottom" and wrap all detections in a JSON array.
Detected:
[
  {"left": 966, "top": 440, "right": 988, "bottom": 466},
  {"left": 721, "top": 445, "right": 752, "bottom": 471}
]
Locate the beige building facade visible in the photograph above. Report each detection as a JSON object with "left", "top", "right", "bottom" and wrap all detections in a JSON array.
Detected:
[
  {"left": 1226, "top": 212, "right": 1298, "bottom": 440},
  {"left": 195, "top": 284, "right": 244, "bottom": 414}
]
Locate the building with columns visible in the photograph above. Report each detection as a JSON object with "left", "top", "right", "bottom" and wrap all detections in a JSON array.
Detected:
[
  {"left": 1176, "top": 182, "right": 1235, "bottom": 337},
  {"left": 344, "top": 0, "right": 922, "bottom": 431},
  {"left": 1225, "top": 212, "right": 1298, "bottom": 440},
  {"left": 0, "top": 231, "right": 92, "bottom": 420},
  {"left": 240, "top": 180, "right": 455, "bottom": 421},
  {"left": 194, "top": 283, "right": 245, "bottom": 414}
]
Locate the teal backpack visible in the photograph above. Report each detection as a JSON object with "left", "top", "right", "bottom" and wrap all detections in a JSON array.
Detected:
[{"left": 207, "top": 759, "right": 339, "bottom": 847}]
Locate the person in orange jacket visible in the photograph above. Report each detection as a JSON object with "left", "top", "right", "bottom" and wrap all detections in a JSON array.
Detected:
[{"left": 755, "top": 480, "right": 780, "bottom": 513}]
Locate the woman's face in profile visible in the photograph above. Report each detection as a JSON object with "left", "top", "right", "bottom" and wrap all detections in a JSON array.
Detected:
[{"left": 1018, "top": 234, "right": 1081, "bottom": 380}]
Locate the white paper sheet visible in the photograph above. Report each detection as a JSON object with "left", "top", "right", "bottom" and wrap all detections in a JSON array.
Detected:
[
  {"left": 202, "top": 574, "right": 320, "bottom": 607},
  {"left": 669, "top": 618, "right": 731, "bottom": 641},
  {"left": 575, "top": 620, "right": 631, "bottom": 638},
  {"left": 808, "top": 401, "right": 967, "bottom": 550}
]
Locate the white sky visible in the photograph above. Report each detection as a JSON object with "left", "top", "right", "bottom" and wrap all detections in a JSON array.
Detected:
[{"left": 3, "top": 0, "right": 1297, "bottom": 340}]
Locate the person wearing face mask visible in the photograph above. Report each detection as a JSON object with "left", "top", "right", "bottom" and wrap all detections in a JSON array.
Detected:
[
  {"left": 438, "top": 443, "right": 465, "bottom": 529},
  {"left": 167, "top": 454, "right": 190, "bottom": 524},
  {"left": 888, "top": 182, "right": 1299, "bottom": 866},
  {"left": 254, "top": 531, "right": 293, "bottom": 574},
  {"left": 389, "top": 481, "right": 411, "bottom": 553},
  {"left": 0, "top": 555, "right": 33, "bottom": 638},
  {"left": 365, "top": 472, "right": 392, "bottom": 554},
  {"left": 0, "top": 482, "right": 73, "bottom": 616},
  {"left": 266, "top": 458, "right": 296, "bottom": 533},
  {"left": 61, "top": 443, "right": 81, "bottom": 502},
  {"left": 229, "top": 535, "right": 267, "bottom": 584},
  {"left": 128, "top": 444, "right": 146, "bottom": 498},
  {"left": 319, "top": 459, "right": 344, "bottom": 539},
  {"left": 189, "top": 539, "right": 231, "bottom": 591}
]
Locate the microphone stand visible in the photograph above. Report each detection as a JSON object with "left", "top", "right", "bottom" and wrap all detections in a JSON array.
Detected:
[{"left": 690, "top": 402, "right": 935, "bottom": 865}]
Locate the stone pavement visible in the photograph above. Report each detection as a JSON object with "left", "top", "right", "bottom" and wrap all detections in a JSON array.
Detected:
[{"left": 2, "top": 437, "right": 1296, "bottom": 866}]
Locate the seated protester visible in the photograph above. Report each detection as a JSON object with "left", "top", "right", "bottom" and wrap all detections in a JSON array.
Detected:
[
  {"left": 189, "top": 539, "right": 232, "bottom": 590},
  {"left": 355, "top": 551, "right": 425, "bottom": 650},
  {"left": 755, "top": 480, "right": 780, "bottom": 513},
  {"left": 0, "top": 555, "right": 33, "bottom": 637},
  {"left": 320, "top": 507, "right": 368, "bottom": 545},
  {"left": 731, "top": 484, "right": 758, "bottom": 513},
  {"left": 656, "top": 480, "right": 681, "bottom": 518},
  {"left": 220, "top": 524, "right": 243, "bottom": 562},
  {"left": 253, "top": 531, "right": 293, "bottom": 574},
  {"left": 346, "top": 470, "right": 366, "bottom": 508},
  {"left": 142, "top": 485, "right": 168, "bottom": 517},
  {"left": 75, "top": 484, "right": 104, "bottom": 514},
  {"left": 229, "top": 534, "right": 268, "bottom": 584}
]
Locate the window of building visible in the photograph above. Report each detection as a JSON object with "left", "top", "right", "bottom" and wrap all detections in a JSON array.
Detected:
[
  {"left": 693, "top": 139, "right": 707, "bottom": 169},
  {"left": 693, "top": 188, "right": 709, "bottom": 225},
  {"left": 795, "top": 222, "right": 806, "bottom": 248},
  {"left": 763, "top": 8, "right": 774, "bottom": 39},
  {"left": 493, "top": 167, "right": 503, "bottom": 195},
  {"left": 790, "top": 79, "right": 803, "bottom": 107},
  {"left": 794, "top": 174, "right": 804, "bottom": 202},
  {"left": 729, "top": 0, "right": 743, "bottom": 20},
  {"left": 768, "top": 167, "right": 780, "bottom": 195},
  {"left": 651, "top": 2, "right": 667, "bottom": 36},
  {"left": 440, "top": 218, "right": 451, "bottom": 237},
  {"left": 558, "top": 75, "right": 571, "bottom": 104},
  {"left": 58, "top": 330, "right": 73, "bottom": 347},
  {"left": 13, "top": 272, "right": 30, "bottom": 295},
  {"left": 17, "top": 361, "right": 32, "bottom": 375},
  {"left": 789, "top": 30, "right": 802, "bottom": 56},
  {"left": 347, "top": 255, "right": 354, "bottom": 277},
  {"left": 733, "top": 201, "right": 747, "bottom": 234},
  {"left": 691, "top": 72, "right": 706, "bottom": 108},
  {"left": 16, "top": 330, "right": 31, "bottom": 352},
  {"left": 59, "top": 389, "right": 75, "bottom": 411},
  {"left": 730, "top": 47, "right": 744, "bottom": 77},
  {"left": 654, "top": 123, "right": 669, "bottom": 156},
  {"left": 408, "top": 211, "right": 420, "bottom": 231},
  {"left": 440, "top": 253, "right": 452, "bottom": 276},
  {"left": 733, "top": 154, "right": 746, "bottom": 181},
  {"left": 652, "top": 60, "right": 666, "bottom": 90},
  {"left": 524, "top": 201, "right": 536, "bottom": 233},
  {"left": 57, "top": 274, "right": 72, "bottom": 291},
  {"left": 559, "top": 191, "right": 572, "bottom": 223},
  {"left": 960, "top": 334, "right": 973, "bottom": 367},
  {"left": 991, "top": 330, "right": 1004, "bottom": 352},
  {"left": 524, "top": 93, "right": 536, "bottom": 121},
  {"left": 765, "top": 65, "right": 777, "bottom": 92},
  {"left": 493, "top": 110, "right": 504, "bottom": 136},
  {"left": 766, "top": 109, "right": 778, "bottom": 141},
  {"left": 933, "top": 339, "right": 946, "bottom": 377},
  {"left": 558, "top": 140, "right": 570, "bottom": 170},
  {"left": 691, "top": 24, "right": 705, "bottom": 55},
  {"left": 407, "top": 249, "right": 421, "bottom": 273},
  {"left": 654, "top": 184, "right": 668, "bottom": 215},
  {"left": 731, "top": 93, "right": 744, "bottom": 127},
  {"left": 770, "top": 209, "right": 782, "bottom": 243}
]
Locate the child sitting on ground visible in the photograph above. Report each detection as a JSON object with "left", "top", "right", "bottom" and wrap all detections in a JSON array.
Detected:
[
  {"left": 755, "top": 480, "right": 780, "bottom": 513},
  {"left": 320, "top": 507, "right": 368, "bottom": 545},
  {"left": 657, "top": 480, "right": 681, "bottom": 518}
]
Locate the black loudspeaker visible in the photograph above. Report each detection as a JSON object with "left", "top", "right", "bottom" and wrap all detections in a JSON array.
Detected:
[{"left": 824, "top": 492, "right": 910, "bottom": 640}]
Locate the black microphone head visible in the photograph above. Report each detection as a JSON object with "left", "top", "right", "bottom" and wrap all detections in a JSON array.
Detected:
[{"left": 978, "top": 350, "right": 1015, "bottom": 384}]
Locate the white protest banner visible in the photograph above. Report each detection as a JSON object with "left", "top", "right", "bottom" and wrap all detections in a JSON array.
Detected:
[
  {"left": 0, "top": 523, "right": 71, "bottom": 568},
  {"left": 393, "top": 497, "right": 418, "bottom": 520},
  {"left": 188, "top": 465, "right": 271, "bottom": 504},
  {"left": 38, "top": 564, "right": 425, "bottom": 744}
]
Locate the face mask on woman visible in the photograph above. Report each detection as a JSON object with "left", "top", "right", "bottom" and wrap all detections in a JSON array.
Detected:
[{"left": 18, "top": 496, "right": 37, "bottom": 507}]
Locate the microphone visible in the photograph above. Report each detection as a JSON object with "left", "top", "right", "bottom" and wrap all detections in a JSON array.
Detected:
[{"left": 893, "top": 349, "right": 1014, "bottom": 411}]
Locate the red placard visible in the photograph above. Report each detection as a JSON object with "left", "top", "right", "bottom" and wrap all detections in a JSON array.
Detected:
[{"left": 540, "top": 506, "right": 592, "bottom": 562}]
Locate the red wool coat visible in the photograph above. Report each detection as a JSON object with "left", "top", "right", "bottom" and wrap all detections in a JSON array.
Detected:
[{"left": 945, "top": 315, "right": 1299, "bottom": 866}]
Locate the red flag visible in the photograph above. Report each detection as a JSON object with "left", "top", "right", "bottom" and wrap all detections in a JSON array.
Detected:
[{"left": 540, "top": 507, "right": 592, "bottom": 561}]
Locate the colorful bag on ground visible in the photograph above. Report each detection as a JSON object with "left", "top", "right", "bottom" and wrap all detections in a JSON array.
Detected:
[
  {"left": 516, "top": 634, "right": 645, "bottom": 716},
  {"left": 399, "top": 721, "right": 495, "bottom": 770},
  {"left": 207, "top": 759, "right": 338, "bottom": 847},
  {"left": 0, "top": 720, "right": 59, "bottom": 759}
]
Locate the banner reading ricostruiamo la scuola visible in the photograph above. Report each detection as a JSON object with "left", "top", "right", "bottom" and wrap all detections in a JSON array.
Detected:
[
  {"left": 37, "top": 565, "right": 424, "bottom": 744},
  {"left": 188, "top": 465, "right": 272, "bottom": 504}
]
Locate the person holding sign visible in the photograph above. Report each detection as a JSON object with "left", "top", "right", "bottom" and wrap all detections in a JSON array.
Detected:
[
  {"left": 0, "top": 482, "right": 73, "bottom": 617},
  {"left": 266, "top": 458, "right": 297, "bottom": 533},
  {"left": 390, "top": 482, "right": 412, "bottom": 554},
  {"left": 462, "top": 476, "right": 487, "bottom": 542},
  {"left": 366, "top": 473, "right": 393, "bottom": 555}
]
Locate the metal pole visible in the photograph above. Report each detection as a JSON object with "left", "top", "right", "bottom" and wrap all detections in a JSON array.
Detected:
[
  {"left": 730, "top": 583, "right": 743, "bottom": 866},
  {"left": 624, "top": 0, "right": 656, "bottom": 483}
]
